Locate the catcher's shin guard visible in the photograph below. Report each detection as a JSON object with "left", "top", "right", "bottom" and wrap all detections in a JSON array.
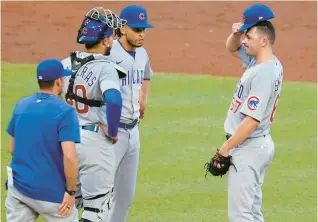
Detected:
[
  {"left": 80, "top": 219, "right": 93, "bottom": 222},
  {"left": 75, "top": 195, "right": 83, "bottom": 209},
  {"left": 81, "top": 193, "right": 111, "bottom": 222}
]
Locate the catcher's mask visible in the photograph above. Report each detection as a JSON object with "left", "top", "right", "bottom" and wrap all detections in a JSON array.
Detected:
[{"left": 77, "top": 7, "right": 126, "bottom": 44}]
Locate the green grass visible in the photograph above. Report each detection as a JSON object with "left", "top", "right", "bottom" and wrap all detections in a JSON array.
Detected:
[{"left": 1, "top": 62, "right": 317, "bottom": 221}]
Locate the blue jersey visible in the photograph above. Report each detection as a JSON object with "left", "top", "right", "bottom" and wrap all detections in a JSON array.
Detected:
[{"left": 7, "top": 93, "right": 80, "bottom": 203}]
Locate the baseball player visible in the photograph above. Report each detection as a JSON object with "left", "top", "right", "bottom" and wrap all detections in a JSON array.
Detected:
[
  {"left": 213, "top": 4, "right": 283, "bottom": 222},
  {"left": 105, "top": 5, "right": 154, "bottom": 222},
  {"left": 61, "top": 7, "right": 126, "bottom": 222}
]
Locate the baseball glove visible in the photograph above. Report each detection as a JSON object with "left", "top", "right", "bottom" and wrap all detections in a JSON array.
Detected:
[{"left": 204, "top": 149, "right": 236, "bottom": 178}]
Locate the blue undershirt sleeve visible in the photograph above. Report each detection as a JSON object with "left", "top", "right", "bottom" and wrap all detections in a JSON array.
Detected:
[{"left": 103, "top": 89, "right": 122, "bottom": 137}]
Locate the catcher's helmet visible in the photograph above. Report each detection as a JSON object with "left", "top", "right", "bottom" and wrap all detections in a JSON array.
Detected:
[{"left": 77, "top": 7, "right": 125, "bottom": 44}]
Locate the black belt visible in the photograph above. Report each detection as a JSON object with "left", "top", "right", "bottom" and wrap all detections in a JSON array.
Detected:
[
  {"left": 226, "top": 134, "right": 266, "bottom": 140},
  {"left": 119, "top": 119, "right": 139, "bottom": 130}
]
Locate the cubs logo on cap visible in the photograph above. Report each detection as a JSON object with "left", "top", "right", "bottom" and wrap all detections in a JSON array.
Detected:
[
  {"left": 247, "top": 96, "right": 260, "bottom": 111},
  {"left": 238, "top": 4, "right": 275, "bottom": 32},
  {"left": 81, "top": 27, "right": 88, "bottom": 35},
  {"left": 120, "top": 5, "right": 154, "bottom": 28},
  {"left": 139, "top": 13, "right": 145, "bottom": 20}
]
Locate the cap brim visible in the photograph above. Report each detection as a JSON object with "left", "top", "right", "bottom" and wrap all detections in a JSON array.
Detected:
[
  {"left": 237, "top": 23, "right": 255, "bottom": 32},
  {"left": 238, "top": 16, "right": 275, "bottom": 32},
  {"left": 128, "top": 23, "right": 154, "bottom": 28},
  {"left": 63, "top": 69, "right": 73, "bottom": 77}
]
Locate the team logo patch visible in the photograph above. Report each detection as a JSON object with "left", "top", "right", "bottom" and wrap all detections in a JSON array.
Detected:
[
  {"left": 139, "top": 13, "right": 145, "bottom": 20},
  {"left": 81, "top": 27, "right": 88, "bottom": 35},
  {"left": 247, "top": 96, "right": 260, "bottom": 111}
]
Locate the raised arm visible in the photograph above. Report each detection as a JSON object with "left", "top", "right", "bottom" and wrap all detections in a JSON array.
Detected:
[{"left": 225, "top": 22, "right": 244, "bottom": 58}]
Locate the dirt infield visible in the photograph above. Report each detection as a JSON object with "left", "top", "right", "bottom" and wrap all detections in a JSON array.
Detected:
[{"left": 1, "top": 1, "right": 317, "bottom": 82}]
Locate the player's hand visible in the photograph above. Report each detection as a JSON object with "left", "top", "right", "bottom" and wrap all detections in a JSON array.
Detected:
[
  {"left": 139, "top": 111, "right": 145, "bottom": 119},
  {"left": 108, "top": 135, "right": 119, "bottom": 144},
  {"left": 98, "top": 123, "right": 119, "bottom": 144},
  {"left": 218, "top": 146, "right": 230, "bottom": 157},
  {"left": 232, "top": 22, "right": 244, "bottom": 35},
  {"left": 58, "top": 192, "right": 75, "bottom": 217},
  {"left": 215, "top": 146, "right": 230, "bottom": 168},
  {"left": 139, "top": 101, "right": 147, "bottom": 119}
]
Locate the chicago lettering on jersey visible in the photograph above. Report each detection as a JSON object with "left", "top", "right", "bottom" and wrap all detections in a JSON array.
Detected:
[
  {"left": 122, "top": 69, "right": 144, "bottom": 86},
  {"left": 76, "top": 66, "right": 97, "bottom": 87},
  {"left": 234, "top": 80, "right": 244, "bottom": 99},
  {"left": 274, "top": 72, "right": 283, "bottom": 92}
]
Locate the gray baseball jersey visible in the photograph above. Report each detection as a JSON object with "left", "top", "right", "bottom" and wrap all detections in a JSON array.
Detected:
[
  {"left": 104, "top": 39, "right": 152, "bottom": 222},
  {"left": 224, "top": 45, "right": 283, "bottom": 137},
  {"left": 107, "top": 40, "right": 153, "bottom": 122},
  {"left": 61, "top": 51, "right": 121, "bottom": 126}
]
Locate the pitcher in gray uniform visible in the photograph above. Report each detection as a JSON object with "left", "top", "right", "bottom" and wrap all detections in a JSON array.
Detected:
[
  {"left": 217, "top": 4, "right": 283, "bottom": 222},
  {"left": 106, "top": 5, "right": 154, "bottom": 222}
]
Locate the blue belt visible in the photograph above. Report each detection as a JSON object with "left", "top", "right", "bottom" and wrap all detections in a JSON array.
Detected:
[
  {"left": 81, "top": 119, "right": 139, "bottom": 133},
  {"left": 81, "top": 125, "right": 100, "bottom": 133},
  {"left": 119, "top": 119, "right": 139, "bottom": 130}
]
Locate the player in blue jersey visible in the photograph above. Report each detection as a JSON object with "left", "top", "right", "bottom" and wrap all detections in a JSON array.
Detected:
[{"left": 5, "top": 59, "right": 80, "bottom": 222}]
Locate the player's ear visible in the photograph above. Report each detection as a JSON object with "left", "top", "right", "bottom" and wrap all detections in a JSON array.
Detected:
[
  {"left": 56, "top": 77, "right": 64, "bottom": 87},
  {"left": 260, "top": 36, "right": 268, "bottom": 47},
  {"left": 120, "top": 25, "right": 126, "bottom": 36},
  {"left": 102, "top": 38, "right": 109, "bottom": 47}
]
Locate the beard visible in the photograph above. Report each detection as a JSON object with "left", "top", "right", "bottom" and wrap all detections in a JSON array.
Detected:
[
  {"left": 104, "top": 46, "right": 112, "bottom": 56},
  {"left": 127, "top": 38, "right": 142, "bottom": 48}
]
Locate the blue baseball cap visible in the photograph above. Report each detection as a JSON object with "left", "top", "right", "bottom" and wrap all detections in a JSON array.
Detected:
[
  {"left": 120, "top": 5, "right": 154, "bottom": 28},
  {"left": 238, "top": 4, "right": 275, "bottom": 32},
  {"left": 37, "top": 59, "right": 72, "bottom": 81}
]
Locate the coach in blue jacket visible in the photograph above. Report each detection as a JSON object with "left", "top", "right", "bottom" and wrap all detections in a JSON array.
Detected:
[{"left": 5, "top": 59, "right": 80, "bottom": 222}]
